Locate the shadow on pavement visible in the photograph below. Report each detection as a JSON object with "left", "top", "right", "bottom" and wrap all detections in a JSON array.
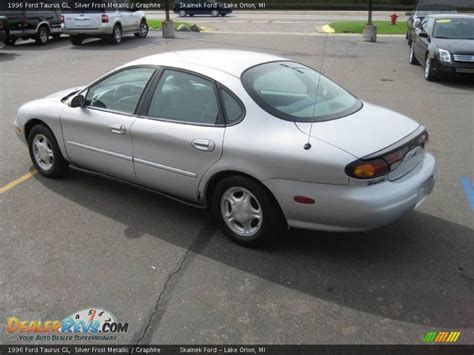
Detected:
[
  {"left": 437, "top": 75, "right": 474, "bottom": 91},
  {"left": 36, "top": 169, "right": 474, "bottom": 330},
  {"left": 0, "top": 52, "right": 19, "bottom": 61}
]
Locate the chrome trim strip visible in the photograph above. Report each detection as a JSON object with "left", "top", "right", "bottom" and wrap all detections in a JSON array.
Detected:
[
  {"left": 67, "top": 141, "right": 132, "bottom": 162},
  {"left": 134, "top": 158, "right": 197, "bottom": 178},
  {"left": 453, "top": 54, "right": 474, "bottom": 63}
]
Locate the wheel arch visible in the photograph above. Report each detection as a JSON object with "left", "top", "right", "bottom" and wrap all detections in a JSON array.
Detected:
[
  {"left": 35, "top": 21, "right": 51, "bottom": 33},
  {"left": 202, "top": 170, "right": 287, "bottom": 226},
  {"left": 24, "top": 118, "right": 70, "bottom": 162},
  {"left": 24, "top": 118, "right": 49, "bottom": 141}
]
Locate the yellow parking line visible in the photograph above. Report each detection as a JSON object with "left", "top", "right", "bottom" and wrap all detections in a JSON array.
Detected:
[{"left": 0, "top": 169, "right": 38, "bottom": 194}]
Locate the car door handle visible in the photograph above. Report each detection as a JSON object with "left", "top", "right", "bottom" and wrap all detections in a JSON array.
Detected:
[
  {"left": 109, "top": 124, "right": 126, "bottom": 135},
  {"left": 192, "top": 139, "right": 215, "bottom": 152}
]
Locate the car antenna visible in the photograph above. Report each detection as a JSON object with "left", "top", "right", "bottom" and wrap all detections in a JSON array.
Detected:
[{"left": 304, "top": 33, "right": 329, "bottom": 151}]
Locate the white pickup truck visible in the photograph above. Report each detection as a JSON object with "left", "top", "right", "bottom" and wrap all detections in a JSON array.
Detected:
[{"left": 62, "top": 9, "right": 148, "bottom": 45}]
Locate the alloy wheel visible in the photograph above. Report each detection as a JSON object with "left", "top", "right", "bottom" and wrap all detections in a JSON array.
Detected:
[
  {"left": 139, "top": 22, "right": 148, "bottom": 37},
  {"left": 33, "top": 134, "right": 54, "bottom": 171},
  {"left": 220, "top": 187, "right": 263, "bottom": 237},
  {"left": 425, "top": 57, "right": 431, "bottom": 79}
]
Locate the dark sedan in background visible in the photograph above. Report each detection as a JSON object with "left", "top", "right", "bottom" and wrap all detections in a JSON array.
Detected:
[
  {"left": 406, "top": 4, "right": 457, "bottom": 45},
  {"left": 409, "top": 14, "right": 474, "bottom": 81}
]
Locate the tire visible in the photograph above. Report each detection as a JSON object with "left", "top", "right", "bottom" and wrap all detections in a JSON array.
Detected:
[
  {"left": 211, "top": 176, "right": 285, "bottom": 246},
  {"left": 109, "top": 24, "right": 122, "bottom": 45},
  {"left": 211, "top": 10, "right": 219, "bottom": 17},
  {"left": 28, "top": 124, "right": 69, "bottom": 178},
  {"left": 409, "top": 43, "right": 418, "bottom": 65},
  {"left": 221, "top": 13, "right": 227, "bottom": 16},
  {"left": 424, "top": 55, "right": 438, "bottom": 81},
  {"left": 70, "top": 35, "right": 83, "bottom": 46},
  {"left": 179, "top": 10, "right": 187, "bottom": 17},
  {"left": 35, "top": 25, "right": 49, "bottom": 45},
  {"left": 134, "top": 20, "right": 148, "bottom": 38},
  {"left": 4, "top": 37, "right": 16, "bottom": 46}
]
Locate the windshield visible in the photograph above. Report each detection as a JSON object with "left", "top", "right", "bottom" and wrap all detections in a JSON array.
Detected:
[
  {"left": 433, "top": 18, "right": 474, "bottom": 39},
  {"left": 242, "top": 61, "right": 362, "bottom": 122}
]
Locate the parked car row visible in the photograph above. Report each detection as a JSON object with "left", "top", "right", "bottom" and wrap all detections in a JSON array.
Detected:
[{"left": 0, "top": 5, "right": 148, "bottom": 46}]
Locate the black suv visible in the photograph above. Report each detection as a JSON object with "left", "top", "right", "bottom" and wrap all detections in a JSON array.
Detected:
[
  {"left": 1, "top": 0, "right": 62, "bottom": 46},
  {"left": 174, "top": 0, "right": 232, "bottom": 17}
]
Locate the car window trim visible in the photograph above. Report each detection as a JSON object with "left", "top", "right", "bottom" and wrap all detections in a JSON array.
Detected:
[
  {"left": 137, "top": 66, "right": 226, "bottom": 127},
  {"left": 78, "top": 65, "right": 158, "bottom": 117},
  {"left": 217, "top": 84, "right": 246, "bottom": 126}
]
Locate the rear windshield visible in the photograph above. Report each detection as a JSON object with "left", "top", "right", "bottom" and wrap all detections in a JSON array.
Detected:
[
  {"left": 242, "top": 61, "right": 362, "bottom": 122},
  {"left": 433, "top": 18, "right": 474, "bottom": 40}
]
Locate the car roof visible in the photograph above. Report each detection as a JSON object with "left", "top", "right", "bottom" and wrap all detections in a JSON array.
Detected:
[
  {"left": 426, "top": 14, "right": 474, "bottom": 19},
  {"left": 416, "top": 4, "right": 457, "bottom": 9},
  {"left": 125, "top": 49, "right": 286, "bottom": 77}
]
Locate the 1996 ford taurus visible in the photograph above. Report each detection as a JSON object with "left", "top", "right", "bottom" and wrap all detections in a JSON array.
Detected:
[{"left": 14, "top": 50, "right": 437, "bottom": 246}]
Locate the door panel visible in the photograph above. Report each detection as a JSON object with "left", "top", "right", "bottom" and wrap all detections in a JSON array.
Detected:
[
  {"left": 61, "top": 107, "right": 137, "bottom": 181},
  {"left": 132, "top": 119, "right": 224, "bottom": 201}
]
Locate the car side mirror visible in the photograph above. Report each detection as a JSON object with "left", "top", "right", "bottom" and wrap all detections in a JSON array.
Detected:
[
  {"left": 70, "top": 95, "right": 85, "bottom": 108},
  {"left": 419, "top": 32, "right": 429, "bottom": 39}
]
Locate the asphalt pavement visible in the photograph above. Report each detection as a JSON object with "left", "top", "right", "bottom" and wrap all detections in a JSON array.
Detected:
[{"left": 0, "top": 25, "right": 473, "bottom": 345}]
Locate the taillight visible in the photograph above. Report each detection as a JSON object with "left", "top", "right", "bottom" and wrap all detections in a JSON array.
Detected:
[
  {"left": 345, "top": 159, "right": 389, "bottom": 179},
  {"left": 101, "top": 14, "right": 109, "bottom": 23},
  {"left": 60, "top": 14, "right": 64, "bottom": 24},
  {"left": 345, "top": 130, "right": 429, "bottom": 180}
]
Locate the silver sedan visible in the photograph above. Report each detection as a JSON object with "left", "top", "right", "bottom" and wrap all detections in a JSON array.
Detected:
[{"left": 14, "top": 50, "right": 437, "bottom": 246}]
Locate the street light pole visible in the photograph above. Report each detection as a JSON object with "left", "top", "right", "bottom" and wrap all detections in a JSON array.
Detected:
[
  {"left": 162, "top": 0, "right": 175, "bottom": 38},
  {"left": 363, "top": 0, "right": 377, "bottom": 42},
  {"left": 368, "top": 0, "right": 373, "bottom": 25}
]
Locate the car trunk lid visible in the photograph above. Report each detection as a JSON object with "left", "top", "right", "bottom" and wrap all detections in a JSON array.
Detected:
[
  {"left": 295, "top": 102, "right": 420, "bottom": 158},
  {"left": 295, "top": 102, "right": 425, "bottom": 181}
]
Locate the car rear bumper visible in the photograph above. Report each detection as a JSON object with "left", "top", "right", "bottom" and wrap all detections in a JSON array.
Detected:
[
  {"left": 62, "top": 25, "right": 112, "bottom": 35},
  {"left": 264, "top": 152, "right": 437, "bottom": 232}
]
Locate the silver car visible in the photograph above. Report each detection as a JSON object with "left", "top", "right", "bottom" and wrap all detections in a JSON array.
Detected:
[{"left": 14, "top": 50, "right": 437, "bottom": 246}]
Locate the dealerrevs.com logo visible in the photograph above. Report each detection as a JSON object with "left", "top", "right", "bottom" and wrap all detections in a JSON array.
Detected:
[
  {"left": 423, "top": 331, "right": 461, "bottom": 343},
  {"left": 6, "top": 308, "right": 129, "bottom": 342}
]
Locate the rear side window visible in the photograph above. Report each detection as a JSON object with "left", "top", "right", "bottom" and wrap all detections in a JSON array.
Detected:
[
  {"left": 85, "top": 67, "right": 155, "bottom": 114},
  {"left": 147, "top": 69, "right": 219, "bottom": 125},
  {"left": 220, "top": 88, "right": 244, "bottom": 124}
]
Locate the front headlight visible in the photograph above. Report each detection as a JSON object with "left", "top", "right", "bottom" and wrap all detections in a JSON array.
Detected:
[{"left": 439, "top": 49, "right": 452, "bottom": 63}]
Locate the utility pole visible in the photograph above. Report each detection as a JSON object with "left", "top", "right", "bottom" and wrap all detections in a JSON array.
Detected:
[{"left": 363, "top": 0, "right": 377, "bottom": 42}]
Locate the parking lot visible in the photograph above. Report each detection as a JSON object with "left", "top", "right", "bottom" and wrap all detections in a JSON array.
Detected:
[{"left": 1, "top": 26, "right": 473, "bottom": 345}]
